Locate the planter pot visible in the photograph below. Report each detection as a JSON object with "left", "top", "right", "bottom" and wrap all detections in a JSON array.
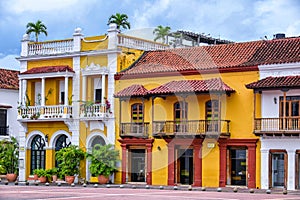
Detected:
[
  {"left": 6, "top": 173, "right": 17, "bottom": 182},
  {"left": 65, "top": 175, "right": 75, "bottom": 184},
  {"left": 98, "top": 175, "right": 109, "bottom": 184},
  {"left": 38, "top": 176, "right": 47, "bottom": 183},
  {"left": 34, "top": 174, "right": 38, "bottom": 180},
  {"left": 52, "top": 175, "right": 57, "bottom": 182}
]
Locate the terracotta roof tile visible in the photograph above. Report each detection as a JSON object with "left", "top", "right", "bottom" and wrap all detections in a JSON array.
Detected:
[
  {"left": 246, "top": 76, "right": 300, "bottom": 89},
  {"left": 148, "top": 78, "right": 235, "bottom": 95},
  {"left": 0, "top": 69, "right": 19, "bottom": 90},
  {"left": 114, "top": 84, "right": 148, "bottom": 98},
  {"left": 118, "top": 37, "right": 300, "bottom": 76},
  {"left": 21, "top": 65, "right": 74, "bottom": 74}
]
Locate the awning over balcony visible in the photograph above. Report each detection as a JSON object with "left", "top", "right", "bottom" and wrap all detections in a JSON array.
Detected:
[
  {"left": 148, "top": 78, "right": 235, "bottom": 95},
  {"left": 114, "top": 78, "right": 235, "bottom": 98},
  {"left": 114, "top": 84, "right": 148, "bottom": 98},
  {"left": 20, "top": 65, "right": 74, "bottom": 75},
  {"left": 246, "top": 75, "right": 300, "bottom": 91}
]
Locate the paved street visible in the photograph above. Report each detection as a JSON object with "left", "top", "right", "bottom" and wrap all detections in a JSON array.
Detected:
[{"left": 1, "top": 185, "right": 300, "bottom": 200}]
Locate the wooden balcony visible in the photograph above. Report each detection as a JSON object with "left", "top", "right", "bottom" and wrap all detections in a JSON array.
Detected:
[
  {"left": 0, "top": 126, "right": 9, "bottom": 136},
  {"left": 120, "top": 122, "right": 150, "bottom": 138},
  {"left": 153, "top": 120, "right": 230, "bottom": 138},
  {"left": 80, "top": 103, "right": 112, "bottom": 120},
  {"left": 17, "top": 105, "right": 72, "bottom": 121},
  {"left": 254, "top": 118, "right": 300, "bottom": 136}
]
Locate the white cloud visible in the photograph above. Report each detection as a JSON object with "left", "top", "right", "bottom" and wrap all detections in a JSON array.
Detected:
[{"left": 0, "top": 55, "right": 20, "bottom": 71}]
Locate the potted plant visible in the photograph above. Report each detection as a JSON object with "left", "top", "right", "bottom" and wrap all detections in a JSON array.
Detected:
[
  {"left": 56, "top": 145, "right": 85, "bottom": 184},
  {"left": 86, "top": 144, "right": 119, "bottom": 184},
  {"left": 34, "top": 168, "right": 50, "bottom": 183},
  {"left": 47, "top": 167, "right": 58, "bottom": 182},
  {"left": 0, "top": 137, "right": 19, "bottom": 182}
]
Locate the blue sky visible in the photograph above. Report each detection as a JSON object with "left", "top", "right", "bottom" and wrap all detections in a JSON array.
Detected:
[{"left": 0, "top": 0, "right": 299, "bottom": 70}]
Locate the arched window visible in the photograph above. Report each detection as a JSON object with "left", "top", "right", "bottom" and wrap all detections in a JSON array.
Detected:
[
  {"left": 131, "top": 103, "right": 143, "bottom": 123},
  {"left": 30, "top": 135, "right": 46, "bottom": 174},
  {"left": 91, "top": 135, "right": 106, "bottom": 148},
  {"left": 55, "top": 135, "right": 71, "bottom": 167}
]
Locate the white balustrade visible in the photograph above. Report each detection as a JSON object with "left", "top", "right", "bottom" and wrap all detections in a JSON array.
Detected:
[
  {"left": 18, "top": 105, "right": 73, "bottom": 120},
  {"left": 80, "top": 103, "right": 111, "bottom": 119},
  {"left": 28, "top": 39, "right": 74, "bottom": 56},
  {"left": 117, "top": 34, "right": 169, "bottom": 51}
]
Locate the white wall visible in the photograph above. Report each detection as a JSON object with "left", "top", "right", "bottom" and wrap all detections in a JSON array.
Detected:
[{"left": 0, "top": 89, "right": 19, "bottom": 139}]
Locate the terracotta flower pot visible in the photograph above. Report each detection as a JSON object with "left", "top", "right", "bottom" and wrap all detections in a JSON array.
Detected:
[
  {"left": 98, "top": 175, "right": 109, "bottom": 184},
  {"left": 65, "top": 175, "right": 75, "bottom": 184},
  {"left": 34, "top": 174, "right": 38, "bottom": 180},
  {"left": 38, "top": 176, "right": 47, "bottom": 183},
  {"left": 52, "top": 175, "right": 57, "bottom": 182},
  {"left": 6, "top": 173, "right": 17, "bottom": 182}
]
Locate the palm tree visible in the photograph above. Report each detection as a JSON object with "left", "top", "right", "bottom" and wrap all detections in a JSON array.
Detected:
[
  {"left": 153, "top": 25, "right": 171, "bottom": 44},
  {"left": 26, "top": 20, "right": 48, "bottom": 42},
  {"left": 107, "top": 13, "right": 131, "bottom": 31}
]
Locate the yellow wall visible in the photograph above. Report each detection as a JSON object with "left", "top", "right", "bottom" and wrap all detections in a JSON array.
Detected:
[
  {"left": 115, "top": 70, "right": 261, "bottom": 187},
  {"left": 27, "top": 58, "right": 73, "bottom": 70},
  {"left": 81, "top": 35, "right": 108, "bottom": 51}
]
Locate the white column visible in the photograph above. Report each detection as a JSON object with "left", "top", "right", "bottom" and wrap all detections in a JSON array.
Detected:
[
  {"left": 18, "top": 123, "right": 27, "bottom": 182},
  {"left": 19, "top": 79, "right": 22, "bottom": 105},
  {"left": 287, "top": 150, "right": 296, "bottom": 190},
  {"left": 73, "top": 28, "right": 83, "bottom": 52},
  {"left": 21, "top": 34, "right": 30, "bottom": 57},
  {"left": 101, "top": 74, "right": 106, "bottom": 104},
  {"left": 41, "top": 78, "right": 45, "bottom": 106},
  {"left": 64, "top": 76, "right": 69, "bottom": 106},
  {"left": 82, "top": 75, "right": 87, "bottom": 102},
  {"left": 261, "top": 148, "right": 269, "bottom": 189},
  {"left": 22, "top": 80, "right": 27, "bottom": 106}
]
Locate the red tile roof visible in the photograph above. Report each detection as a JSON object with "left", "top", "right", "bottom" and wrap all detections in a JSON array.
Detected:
[
  {"left": 21, "top": 65, "right": 74, "bottom": 74},
  {"left": 117, "top": 37, "right": 300, "bottom": 77},
  {"left": 114, "top": 84, "right": 148, "bottom": 98},
  {"left": 0, "top": 69, "right": 19, "bottom": 90},
  {"left": 246, "top": 76, "right": 300, "bottom": 89},
  {"left": 148, "top": 78, "right": 235, "bottom": 95}
]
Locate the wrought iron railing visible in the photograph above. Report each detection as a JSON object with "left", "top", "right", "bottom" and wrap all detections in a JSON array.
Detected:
[
  {"left": 120, "top": 122, "right": 150, "bottom": 138},
  {"left": 153, "top": 120, "right": 230, "bottom": 137}
]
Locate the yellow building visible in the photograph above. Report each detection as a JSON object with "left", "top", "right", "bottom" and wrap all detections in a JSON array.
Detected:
[
  {"left": 16, "top": 24, "right": 167, "bottom": 183},
  {"left": 114, "top": 38, "right": 300, "bottom": 188}
]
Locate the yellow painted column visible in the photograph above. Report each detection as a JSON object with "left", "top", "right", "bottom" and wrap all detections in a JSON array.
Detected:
[{"left": 46, "top": 148, "right": 54, "bottom": 169}]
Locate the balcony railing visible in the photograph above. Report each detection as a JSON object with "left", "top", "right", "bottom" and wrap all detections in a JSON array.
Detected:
[
  {"left": 0, "top": 126, "right": 9, "bottom": 136},
  {"left": 18, "top": 105, "right": 73, "bottom": 120},
  {"left": 120, "top": 122, "right": 150, "bottom": 138},
  {"left": 80, "top": 103, "right": 112, "bottom": 120},
  {"left": 28, "top": 39, "right": 74, "bottom": 56},
  {"left": 254, "top": 118, "right": 300, "bottom": 135},
  {"left": 117, "top": 34, "right": 169, "bottom": 51},
  {"left": 153, "top": 120, "right": 230, "bottom": 137}
]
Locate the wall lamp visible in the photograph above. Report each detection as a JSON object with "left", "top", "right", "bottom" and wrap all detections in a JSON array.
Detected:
[
  {"left": 45, "top": 134, "right": 49, "bottom": 143},
  {"left": 157, "top": 146, "right": 161, "bottom": 151},
  {"left": 273, "top": 97, "right": 277, "bottom": 104}
]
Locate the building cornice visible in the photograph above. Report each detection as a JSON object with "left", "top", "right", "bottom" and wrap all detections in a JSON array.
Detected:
[{"left": 16, "top": 48, "right": 122, "bottom": 61}]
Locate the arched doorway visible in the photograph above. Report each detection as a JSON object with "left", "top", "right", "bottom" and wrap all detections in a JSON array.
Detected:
[
  {"left": 55, "top": 135, "right": 71, "bottom": 167},
  {"left": 30, "top": 135, "right": 46, "bottom": 174}
]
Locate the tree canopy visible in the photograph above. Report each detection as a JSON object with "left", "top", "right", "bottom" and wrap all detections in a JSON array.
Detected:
[
  {"left": 26, "top": 20, "right": 48, "bottom": 42},
  {"left": 107, "top": 13, "right": 131, "bottom": 31},
  {"left": 153, "top": 25, "right": 171, "bottom": 44}
]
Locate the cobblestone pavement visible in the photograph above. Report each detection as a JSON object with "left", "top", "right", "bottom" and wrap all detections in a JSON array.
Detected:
[{"left": 1, "top": 183, "right": 300, "bottom": 200}]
